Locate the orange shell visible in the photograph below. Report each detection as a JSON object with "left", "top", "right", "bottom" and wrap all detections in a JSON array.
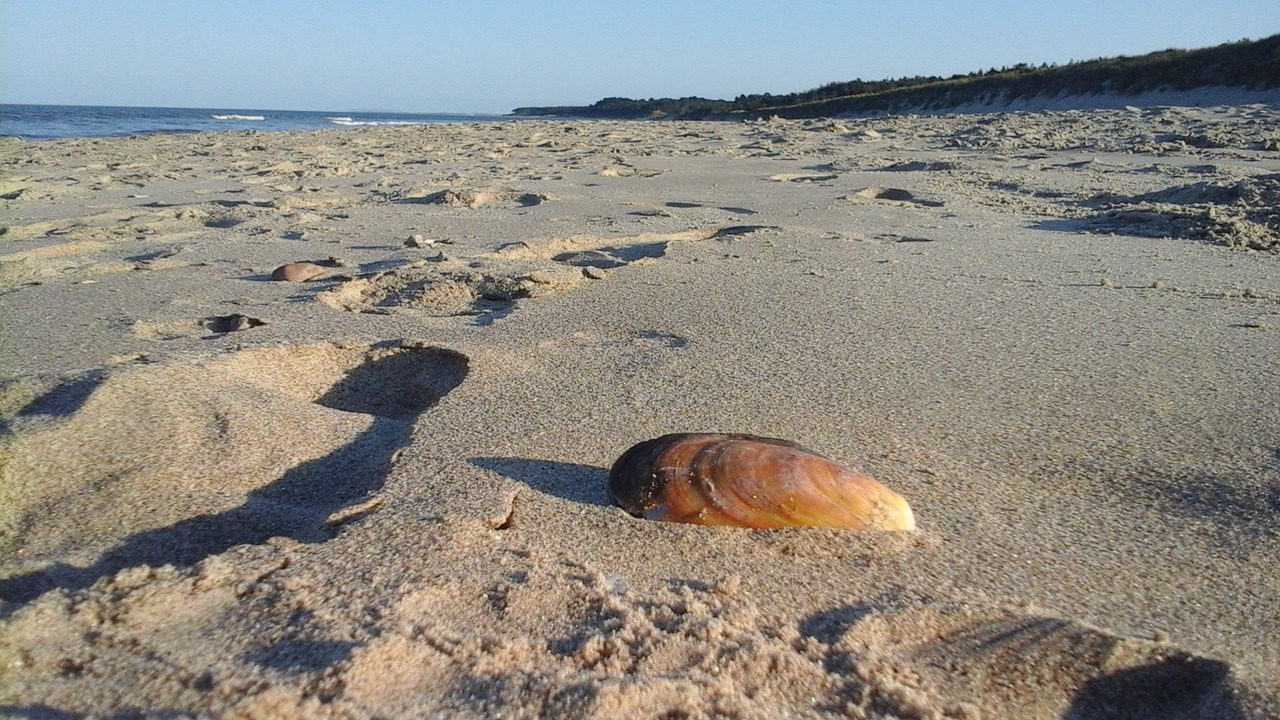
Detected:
[{"left": 608, "top": 434, "right": 915, "bottom": 531}]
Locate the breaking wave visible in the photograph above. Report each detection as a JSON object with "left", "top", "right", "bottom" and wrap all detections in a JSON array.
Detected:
[{"left": 326, "top": 116, "right": 426, "bottom": 127}]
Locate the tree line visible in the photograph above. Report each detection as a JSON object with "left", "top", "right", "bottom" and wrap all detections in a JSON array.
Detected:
[{"left": 510, "top": 34, "right": 1280, "bottom": 119}]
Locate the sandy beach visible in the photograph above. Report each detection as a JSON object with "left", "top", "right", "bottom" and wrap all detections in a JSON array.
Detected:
[{"left": 1, "top": 102, "right": 1278, "bottom": 718}]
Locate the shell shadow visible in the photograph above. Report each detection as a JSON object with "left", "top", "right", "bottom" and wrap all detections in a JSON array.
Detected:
[
  {"left": 469, "top": 457, "right": 611, "bottom": 508},
  {"left": 243, "top": 638, "right": 359, "bottom": 674},
  {"left": 468, "top": 301, "right": 518, "bottom": 327}
]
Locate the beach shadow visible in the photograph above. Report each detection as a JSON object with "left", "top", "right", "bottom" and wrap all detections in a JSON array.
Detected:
[
  {"left": 240, "top": 272, "right": 284, "bottom": 282},
  {"left": 467, "top": 301, "right": 519, "bottom": 328},
  {"left": 1146, "top": 472, "right": 1280, "bottom": 542},
  {"left": 710, "top": 225, "right": 781, "bottom": 239},
  {"left": 605, "top": 241, "right": 667, "bottom": 263},
  {"left": 798, "top": 603, "right": 877, "bottom": 645},
  {"left": 12, "top": 371, "right": 106, "bottom": 419},
  {"left": 0, "top": 417, "right": 414, "bottom": 607},
  {"left": 1032, "top": 217, "right": 1093, "bottom": 234},
  {"left": 0, "top": 705, "right": 105, "bottom": 720},
  {"left": 314, "top": 347, "right": 467, "bottom": 418},
  {"left": 125, "top": 248, "right": 183, "bottom": 264},
  {"left": 0, "top": 371, "right": 109, "bottom": 437},
  {"left": 1064, "top": 656, "right": 1244, "bottom": 720},
  {"left": 468, "top": 457, "right": 611, "bottom": 507},
  {"left": 244, "top": 638, "right": 359, "bottom": 674}
]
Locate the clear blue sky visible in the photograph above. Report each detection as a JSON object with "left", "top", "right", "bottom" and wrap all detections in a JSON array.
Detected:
[{"left": 2, "top": 0, "right": 1277, "bottom": 114}]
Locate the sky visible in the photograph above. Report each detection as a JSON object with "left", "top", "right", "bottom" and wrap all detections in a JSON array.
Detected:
[{"left": 2, "top": 1, "right": 1277, "bottom": 114}]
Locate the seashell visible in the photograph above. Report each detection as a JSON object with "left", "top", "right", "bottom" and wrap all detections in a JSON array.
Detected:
[
  {"left": 271, "top": 262, "right": 329, "bottom": 282},
  {"left": 608, "top": 433, "right": 915, "bottom": 531}
]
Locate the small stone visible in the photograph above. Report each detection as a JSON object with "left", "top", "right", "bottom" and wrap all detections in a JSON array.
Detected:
[
  {"left": 583, "top": 266, "right": 608, "bottom": 280},
  {"left": 1263, "top": 139, "right": 1280, "bottom": 152},
  {"left": 405, "top": 234, "right": 433, "bottom": 248},
  {"left": 271, "top": 262, "right": 329, "bottom": 282}
]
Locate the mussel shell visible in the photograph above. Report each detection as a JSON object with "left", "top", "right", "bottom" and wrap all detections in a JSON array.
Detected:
[{"left": 608, "top": 433, "right": 915, "bottom": 531}]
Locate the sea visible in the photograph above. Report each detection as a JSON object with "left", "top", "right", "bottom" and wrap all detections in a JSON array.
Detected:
[{"left": 0, "top": 104, "right": 513, "bottom": 140}]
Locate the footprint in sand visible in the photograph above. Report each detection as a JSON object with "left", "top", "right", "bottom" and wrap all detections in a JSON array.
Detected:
[
  {"left": 130, "top": 313, "right": 269, "bottom": 340},
  {"left": 203, "top": 313, "right": 267, "bottom": 334},
  {"left": 320, "top": 265, "right": 584, "bottom": 322},
  {"left": 394, "top": 187, "right": 548, "bottom": 209},
  {"left": 1081, "top": 173, "right": 1280, "bottom": 251},
  {"left": 336, "top": 574, "right": 1239, "bottom": 720},
  {"left": 845, "top": 186, "right": 945, "bottom": 208},
  {"left": 597, "top": 163, "right": 667, "bottom": 178},
  {"left": 319, "top": 229, "right": 719, "bottom": 323},
  {"left": 0, "top": 340, "right": 469, "bottom": 604},
  {"left": 835, "top": 603, "right": 1240, "bottom": 720},
  {"left": 878, "top": 160, "right": 962, "bottom": 172}
]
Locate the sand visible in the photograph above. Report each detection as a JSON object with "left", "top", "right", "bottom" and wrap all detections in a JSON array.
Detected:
[{"left": 0, "top": 100, "right": 1278, "bottom": 718}]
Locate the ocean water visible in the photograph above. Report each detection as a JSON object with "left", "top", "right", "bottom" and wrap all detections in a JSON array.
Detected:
[{"left": 0, "top": 104, "right": 513, "bottom": 140}]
